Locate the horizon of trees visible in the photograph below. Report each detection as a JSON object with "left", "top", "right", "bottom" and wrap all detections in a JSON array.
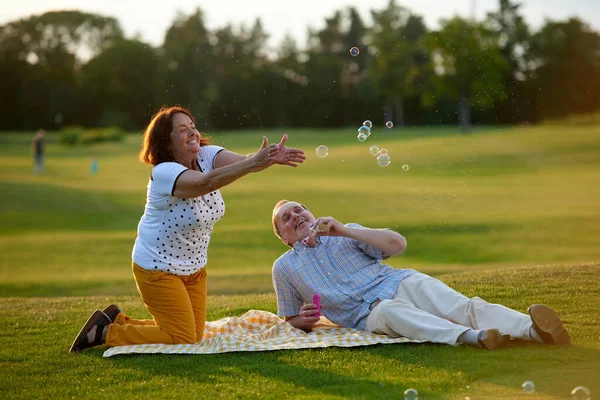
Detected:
[{"left": 1, "top": 0, "right": 599, "bottom": 133}]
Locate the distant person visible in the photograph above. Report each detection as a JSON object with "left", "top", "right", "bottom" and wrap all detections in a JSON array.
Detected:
[
  {"left": 270, "top": 200, "right": 571, "bottom": 350},
  {"left": 89, "top": 157, "right": 98, "bottom": 175},
  {"left": 32, "top": 129, "right": 46, "bottom": 173},
  {"left": 69, "top": 106, "right": 305, "bottom": 352}
]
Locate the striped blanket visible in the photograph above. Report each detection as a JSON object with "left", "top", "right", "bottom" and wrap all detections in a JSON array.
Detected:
[{"left": 103, "top": 310, "right": 422, "bottom": 357}]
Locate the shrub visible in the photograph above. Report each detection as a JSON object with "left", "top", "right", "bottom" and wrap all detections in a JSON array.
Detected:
[
  {"left": 57, "top": 126, "right": 85, "bottom": 146},
  {"left": 77, "top": 127, "right": 125, "bottom": 145},
  {"left": 58, "top": 126, "right": 126, "bottom": 146},
  {"left": 543, "top": 112, "right": 600, "bottom": 126}
]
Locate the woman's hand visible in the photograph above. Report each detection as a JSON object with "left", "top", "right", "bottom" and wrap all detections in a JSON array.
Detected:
[
  {"left": 248, "top": 136, "right": 279, "bottom": 172},
  {"left": 249, "top": 134, "right": 305, "bottom": 172},
  {"left": 272, "top": 134, "right": 305, "bottom": 167}
]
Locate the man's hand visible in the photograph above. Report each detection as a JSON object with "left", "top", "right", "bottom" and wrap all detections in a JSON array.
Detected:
[
  {"left": 311, "top": 216, "right": 407, "bottom": 257},
  {"left": 309, "top": 217, "right": 348, "bottom": 237},
  {"left": 285, "top": 303, "right": 320, "bottom": 333}
]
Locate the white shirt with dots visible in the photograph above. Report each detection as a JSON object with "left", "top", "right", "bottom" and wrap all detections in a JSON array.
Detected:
[{"left": 132, "top": 145, "right": 226, "bottom": 275}]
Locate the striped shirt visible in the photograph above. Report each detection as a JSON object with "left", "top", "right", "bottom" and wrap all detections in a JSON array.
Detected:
[{"left": 272, "top": 223, "right": 416, "bottom": 330}]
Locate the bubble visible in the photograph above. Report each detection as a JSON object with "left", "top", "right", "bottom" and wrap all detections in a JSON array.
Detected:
[
  {"left": 403, "top": 388, "right": 418, "bottom": 400},
  {"left": 369, "top": 146, "right": 380, "bottom": 156},
  {"left": 349, "top": 46, "right": 360, "bottom": 56},
  {"left": 362, "top": 120, "right": 373, "bottom": 128},
  {"left": 522, "top": 381, "right": 535, "bottom": 394},
  {"left": 168, "top": 60, "right": 179, "bottom": 70},
  {"left": 386, "top": 121, "right": 394, "bottom": 128},
  {"left": 402, "top": 164, "right": 409, "bottom": 171},
  {"left": 571, "top": 386, "right": 591, "bottom": 400},
  {"left": 316, "top": 145, "right": 328, "bottom": 158},
  {"left": 379, "top": 148, "right": 388, "bottom": 155},
  {"left": 357, "top": 125, "right": 371, "bottom": 137},
  {"left": 377, "top": 153, "right": 391, "bottom": 167},
  {"left": 357, "top": 133, "right": 367, "bottom": 142}
]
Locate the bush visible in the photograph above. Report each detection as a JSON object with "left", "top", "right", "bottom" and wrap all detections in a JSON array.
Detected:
[
  {"left": 57, "top": 126, "right": 85, "bottom": 146},
  {"left": 543, "top": 112, "right": 600, "bottom": 126},
  {"left": 58, "top": 126, "right": 126, "bottom": 146},
  {"left": 77, "top": 127, "right": 125, "bottom": 145}
]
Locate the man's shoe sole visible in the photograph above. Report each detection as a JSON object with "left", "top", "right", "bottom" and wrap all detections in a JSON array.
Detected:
[
  {"left": 478, "top": 329, "right": 503, "bottom": 350},
  {"left": 528, "top": 304, "right": 571, "bottom": 346}
]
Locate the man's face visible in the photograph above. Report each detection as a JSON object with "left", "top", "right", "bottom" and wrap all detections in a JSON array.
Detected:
[{"left": 275, "top": 202, "right": 316, "bottom": 246}]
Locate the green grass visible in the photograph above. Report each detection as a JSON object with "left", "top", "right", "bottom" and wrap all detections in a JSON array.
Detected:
[
  {"left": 1, "top": 265, "right": 598, "bottom": 399},
  {"left": 1, "top": 124, "right": 599, "bottom": 398}
]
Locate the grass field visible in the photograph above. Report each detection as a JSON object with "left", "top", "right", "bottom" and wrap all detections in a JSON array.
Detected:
[{"left": 1, "top": 124, "right": 599, "bottom": 399}]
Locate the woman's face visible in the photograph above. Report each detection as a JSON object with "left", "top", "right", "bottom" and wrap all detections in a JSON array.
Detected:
[{"left": 169, "top": 112, "right": 201, "bottom": 160}]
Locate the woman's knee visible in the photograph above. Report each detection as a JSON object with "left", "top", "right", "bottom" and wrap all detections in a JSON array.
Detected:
[
  {"left": 170, "top": 330, "right": 197, "bottom": 344},
  {"left": 161, "top": 321, "right": 198, "bottom": 344}
]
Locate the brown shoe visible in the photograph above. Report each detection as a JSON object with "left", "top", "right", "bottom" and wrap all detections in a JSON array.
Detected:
[
  {"left": 528, "top": 304, "right": 571, "bottom": 346},
  {"left": 69, "top": 310, "right": 111, "bottom": 353},
  {"left": 102, "top": 304, "right": 122, "bottom": 323},
  {"left": 477, "top": 329, "right": 504, "bottom": 350}
]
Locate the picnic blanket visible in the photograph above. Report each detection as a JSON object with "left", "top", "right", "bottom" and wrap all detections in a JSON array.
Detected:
[{"left": 103, "top": 310, "right": 423, "bottom": 357}]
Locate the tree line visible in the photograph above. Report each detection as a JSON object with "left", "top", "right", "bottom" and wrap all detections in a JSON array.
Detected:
[{"left": 1, "top": 0, "right": 599, "bottom": 132}]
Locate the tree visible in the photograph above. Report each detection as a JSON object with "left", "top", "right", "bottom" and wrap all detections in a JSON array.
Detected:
[
  {"left": 340, "top": 7, "right": 369, "bottom": 126},
  {"left": 529, "top": 18, "right": 600, "bottom": 120},
  {"left": 424, "top": 17, "right": 509, "bottom": 131},
  {"left": 206, "top": 18, "right": 272, "bottom": 129},
  {"left": 486, "top": 0, "right": 532, "bottom": 123},
  {"left": 369, "top": 0, "right": 427, "bottom": 127},
  {"left": 271, "top": 34, "right": 307, "bottom": 127},
  {"left": 230, "top": 18, "right": 273, "bottom": 128},
  {"left": 78, "top": 39, "right": 159, "bottom": 129},
  {"left": 158, "top": 8, "right": 216, "bottom": 128},
  {"left": 0, "top": 11, "right": 123, "bottom": 129},
  {"left": 0, "top": 10, "right": 123, "bottom": 65},
  {"left": 302, "top": 11, "right": 355, "bottom": 127}
]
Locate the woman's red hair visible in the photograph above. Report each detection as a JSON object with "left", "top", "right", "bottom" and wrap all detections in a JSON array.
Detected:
[{"left": 139, "top": 106, "right": 211, "bottom": 166}]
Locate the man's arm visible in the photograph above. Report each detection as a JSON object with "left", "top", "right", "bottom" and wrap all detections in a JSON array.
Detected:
[
  {"left": 345, "top": 226, "right": 407, "bottom": 258},
  {"left": 273, "top": 261, "right": 319, "bottom": 332},
  {"left": 284, "top": 304, "right": 320, "bottom": 333},
  {"left": 311, "top": 217, "right": 407, "bottom": 257}
]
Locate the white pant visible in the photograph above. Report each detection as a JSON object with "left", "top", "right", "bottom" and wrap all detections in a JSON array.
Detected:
[{"left": 365, "top": 273, "right": 533, "bottom": 345}]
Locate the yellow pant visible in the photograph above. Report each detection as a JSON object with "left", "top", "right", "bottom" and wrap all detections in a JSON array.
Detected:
[{"left": 105, "top": 262, "right": 207, "bottom": 348}]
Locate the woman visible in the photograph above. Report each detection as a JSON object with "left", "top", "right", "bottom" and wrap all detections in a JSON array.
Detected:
[{"left": 69, "top": 106, "right": 305, "bottom": 352}]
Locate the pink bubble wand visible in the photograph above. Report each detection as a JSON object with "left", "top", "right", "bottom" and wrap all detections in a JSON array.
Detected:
[{"left": 313, "top": 294, "right": 321, "bottom": 317}]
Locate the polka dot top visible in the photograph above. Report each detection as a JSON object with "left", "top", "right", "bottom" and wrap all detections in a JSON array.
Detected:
[{"left": 132, "top": 145, "right": 226, "bottom": 275}]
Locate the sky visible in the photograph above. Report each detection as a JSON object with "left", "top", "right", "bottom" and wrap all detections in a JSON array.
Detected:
[{"left": 2, "top": 0, "right": 600, "bottom": 49}]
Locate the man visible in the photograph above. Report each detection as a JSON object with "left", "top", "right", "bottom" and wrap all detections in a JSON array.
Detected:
[
  {"left": 32, "top": 129, "right": 46, "bottom": 173},
  {"left": 271, "top": 200, "right": 570, "bottom": 350}
]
